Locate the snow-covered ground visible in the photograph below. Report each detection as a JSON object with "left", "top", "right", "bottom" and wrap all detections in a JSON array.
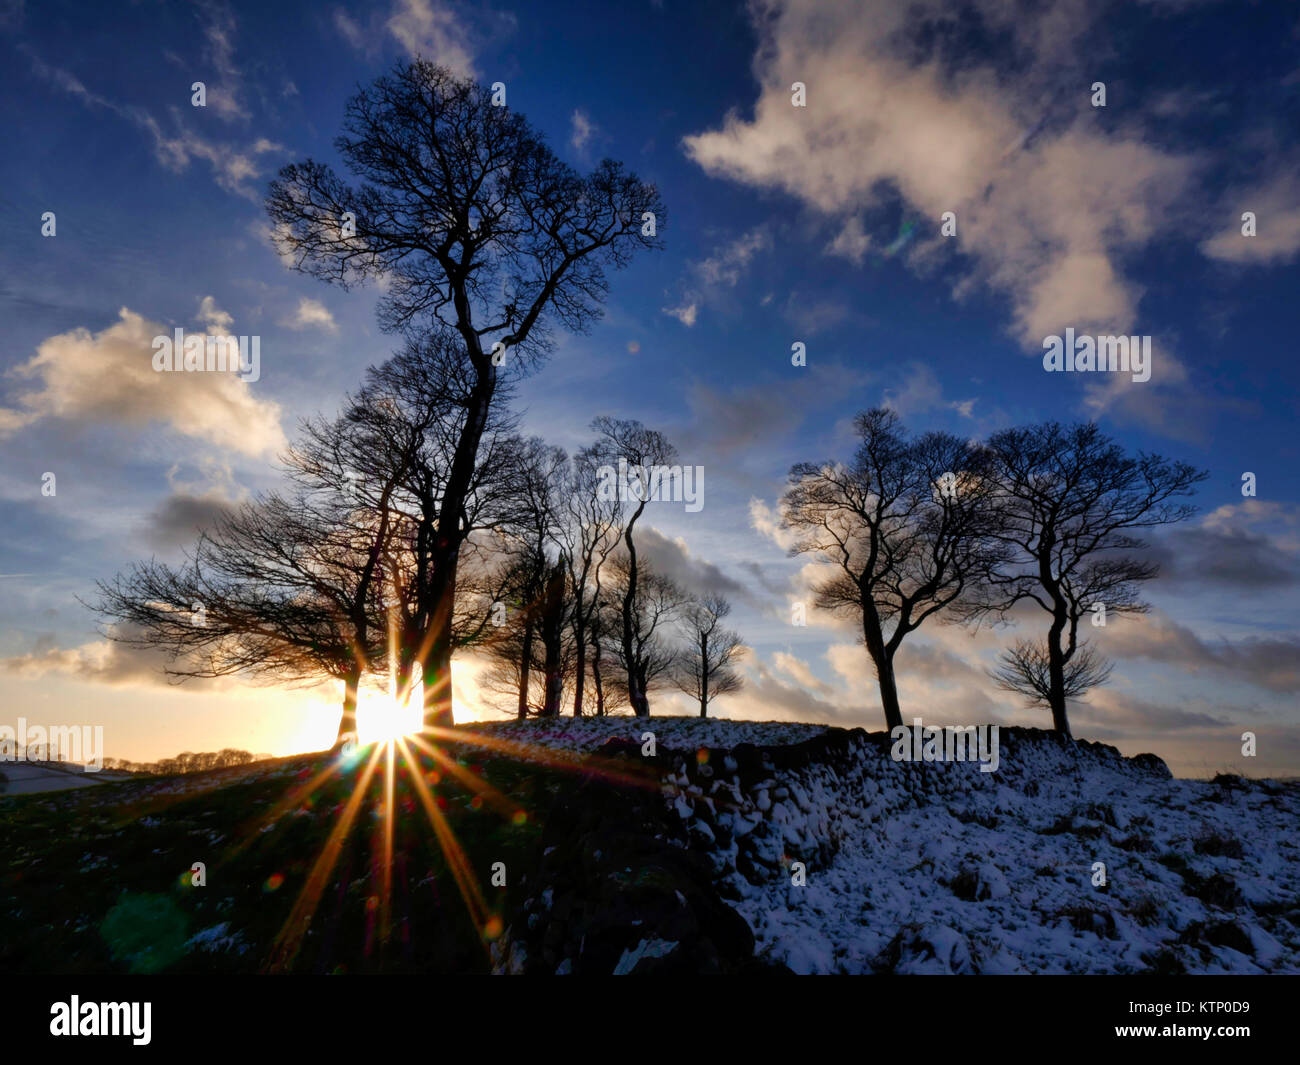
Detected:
[
  {"left": 462, "top": 715, "right": 829, "bottom": 756},
  {"left": 0, "top": 763, "right": 122, "bottom": 795},
  {"left": 471, "top": 717, "right": 1300, "bottom": 975}
]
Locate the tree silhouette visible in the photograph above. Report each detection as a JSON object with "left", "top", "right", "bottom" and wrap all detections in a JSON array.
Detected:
[
  {"left": 674, "top": 594, "right": 745, "bottom": 718},
  {"left": 590, "top": 417, "right": 678, "bottom": 717},
  {"left": 978, "top": 422, "right": 1207, "bottom": 736},
  {"left": 782, "top": 409, "right": 1005, "bottom": 730},
  {"left": 266, "top": 60, "right": 664, "bottom": 728}
]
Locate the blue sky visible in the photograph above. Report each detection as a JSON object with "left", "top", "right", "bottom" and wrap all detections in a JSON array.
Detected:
[{"left": 1, "top": 0, "right": 1298, "bottom": 776}]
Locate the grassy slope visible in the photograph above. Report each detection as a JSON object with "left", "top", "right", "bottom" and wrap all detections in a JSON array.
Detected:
[{"left": 0, "top": 739, "right": 566, "bottom": 974}]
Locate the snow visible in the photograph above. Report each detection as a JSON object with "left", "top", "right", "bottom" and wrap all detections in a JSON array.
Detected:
[
  {"left": 482, "top": 716, "right": 1299, "bottom": 975},
  {"left": 184, "top": 922, "right": 250, "bottom": 955},
  {"left": 670, "top": 732, "right": 1300, "bottom": 974},
  {"left": 0, "top": 763, "right": 109, "bottom": 795},
  {"left": 462, "top": 715, "right": 828, "bottom": 758}
]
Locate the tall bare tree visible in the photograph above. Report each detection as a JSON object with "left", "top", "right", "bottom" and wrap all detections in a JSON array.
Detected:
[
  {"left": 537, "top": 556, "right": 571, "bottom": 718},
  {"left": 978, "top": 422, "right": 1207, "bottom": 736},
  {"left": 781, "top": 408, "right": 1005, "bottom": 730},
  {"left": 674, "top": 594, "right": 745, "bottom": 718},
  {"left": 266, "top": 60, "right": 664, "bottom": 728},
  {"left": 557, "top": 443, "right": 621, "bottom": 716},
  {"left": 335, "top": 333, "right": 524, "bottom": 718},
  {"left": 590, "top": 417, "right": 678, "bottom": 717}
]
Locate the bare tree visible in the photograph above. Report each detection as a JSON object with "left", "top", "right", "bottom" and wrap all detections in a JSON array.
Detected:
[
  {"left": 266, "top": 61, "right": 664, "bottom": 730},
  {"left": 341, "top": 334, "right": 533, "bottom": 717},
  {"left": 557, "top": 444, "right": 621, "bottom": 716},
  {"left": 590, "top": 417, "right": 678, "bottom": 717},
  {"left": 781, "top": 408, "right": 1005, "bottom": 730},
  {"left": 602, "top": 555, "right": 688, "bottom": 715},
  {"left": 586, "top": 587, "right": 620, "bottom": 716},
  {"left": 506, "top": 439, "right": 568, "bottom": 718},
  {"left": 537, "top": 556, "right": 571, "bottom": 718},
  {"left": 977, "top": 422, "right": 1207, "bottom": 736},
  {"left": 674, "top": 595, "right": 745, "bottom": 718},
  {"left": 992, "top": 639, "right": 1112, "bottom": 710},
  {"left": 92, "top": 417, "right": 400, "bottom": 745}
]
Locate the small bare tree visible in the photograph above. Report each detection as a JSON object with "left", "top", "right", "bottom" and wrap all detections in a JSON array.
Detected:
[
  {"left": 674, "top": 595, "right": 745, "bottom": 718},
  {"left": 601, "top": 555, "right": 688, "bottom": 716},
  {"left": 992, "top": 639, "right": 1112, "bottom": 709},
  {"left": 92, "top": 422, "right": 399, "bottom": 745},
  {"left": 978, "top": 422, "right": 1206, "bottom": 736}
]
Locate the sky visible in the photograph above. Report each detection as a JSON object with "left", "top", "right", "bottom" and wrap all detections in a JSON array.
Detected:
[{"left": 0, "top": 0, "right": 1298, "bottom": 777}]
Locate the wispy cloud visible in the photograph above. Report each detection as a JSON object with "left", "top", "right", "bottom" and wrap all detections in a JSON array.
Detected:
[
  {"left": 662, "top": 227, "right": 770, "bottom": 327},
  {"left": 24, "top": 48, "right": 283, "bottom": 199},
  {"left": 333, "top": 0, "right": 509, "bottom": 78}
]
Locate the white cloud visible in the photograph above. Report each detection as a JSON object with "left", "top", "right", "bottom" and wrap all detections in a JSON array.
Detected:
[
  {"left": 826, "top": 215, "right": 871, "bottom": 264},
  {"left": 387, "top": 0, "right": 476, "bottom": 75},
  {"left": 25, "top": 49, "right": 282, "bottom": 199},
  {"left": 663, "top": 301, "right": 698, "bottom": 327},
  {"left": 136, "top": 111, "right": 283, "bottom": 200},
  {"left": 748, "top": 497, "right": 799, "bottom": 553},
  {"left": 1201, "top": 172, "right": 1300, "bottom": 265},
  {"left": 681, "top": 0, "right": 1197, "bottom": 345},
  {"left": 336, "top": 0, "right": 482, "bottom": 78},
  {"left": 771, "top": 650, "right": 834, "bottom": 694},
  {"left": 285, "top": 297, "right": 339, "bottom": 333},
  {"left": 881, "top": 363, "right": 976, "bottom": 420},
  {"left": 0, "top": 305, "right": 285, "bottom": 457},
  {"left": 662, "top": 227, "right": 770, "bottom": 326},
  {"left": 196, "top": 0, "right": 248, "bottom": 121},
  {"left": 570, "top": 108, "right": 595, "bottom": 153},
  {"left": 197, "top": 295, "right": 234, "bottom": 334},
  {"left": 695, "top": 228, "right": 770, "bottom": 287}
]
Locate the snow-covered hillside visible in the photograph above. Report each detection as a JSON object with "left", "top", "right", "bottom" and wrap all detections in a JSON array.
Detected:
[{"left": 484, "top": 718, "right": 1300, "bottom": 975}]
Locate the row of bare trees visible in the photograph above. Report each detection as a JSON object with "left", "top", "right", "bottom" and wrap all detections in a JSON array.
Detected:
[
  {"left": 478, "top": 431, "right": 746, "bottom": 719},
  {"left": 94, "top": 400, "right": 745, "bottom": 741},
  {"left": 782, "top": 409, "right": 1207, "bottom": 737},
  {"left": 102, "top": 750, "right": 257, "bottom": 776}
]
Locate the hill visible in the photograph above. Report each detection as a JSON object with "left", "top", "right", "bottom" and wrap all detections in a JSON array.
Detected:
[{"left": 2, "top": 717, "right": 1296, "bottom": 974}]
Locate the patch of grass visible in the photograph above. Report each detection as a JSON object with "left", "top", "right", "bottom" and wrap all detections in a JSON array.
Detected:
[
  {"left": 1126, "top": 895, "right": 1162, "bottom": 926},
  {"left": 1051, "top": 904, "right": 1118, "bottom": 940},
  {"left": 1193, "top": 829, "right": 1245, "bottom": 859},
  {"left": 1141, "top": 946, "right": 1186, "bottom": 975},
  {"left": 0, "top": 740, "right": 568, "bottom": 974}
]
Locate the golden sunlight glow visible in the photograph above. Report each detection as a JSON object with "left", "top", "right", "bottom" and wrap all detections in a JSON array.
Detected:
[{"left": 355, "top": 684, "right": 423, "bottom": 744}]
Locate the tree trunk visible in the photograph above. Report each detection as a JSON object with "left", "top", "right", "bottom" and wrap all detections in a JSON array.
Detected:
[
  {"left": 517, "top": 617, "right": 534, "bottom": 721},
  {"left": 540, "top": 563, "right": 566, "bottom": 718},
  {"left": 421, "top": 622, "right": 455, "bottom": 732},
  {"left": 418, "top": 343, "right": 496, "bottom": 733},
  {"left": 862, "top": 599, "right": 903, "bottom": 730},
  {"left": 572, "top": 626, "right": 586, "bottom": 717},
  {"left": 336, "top": 670, "right": 360, "bottom": 745},
  {"left": 699, "top": 633, "right": 709, "bottom": 718},
  {"left": 1047, "top": 614, "right": 1072, "bottom": 737},
  {"left": 592, "top": 635, "right": 605, "bottom": 716},
  {"left": 875, "top": 656, "right": 903, "bottom": 732},
  {"left": 621, "top": 508, "right": 650, "bottom": 718}
]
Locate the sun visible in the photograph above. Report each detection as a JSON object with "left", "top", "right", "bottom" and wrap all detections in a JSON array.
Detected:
[{"left": 354, "top": 685, "right": 423, "bottom": 745}]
